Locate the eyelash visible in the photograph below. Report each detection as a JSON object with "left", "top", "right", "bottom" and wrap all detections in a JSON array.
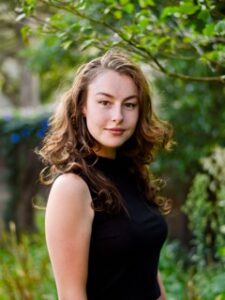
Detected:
[
  {"left": 124, "top": 103, "right": 137, "bottom": 109},
  {"left": 98, "top": 100, "right": 137, "bottom": 109},
  {"left": 98, "top": 100, "right": 110, "bottom": 106}
]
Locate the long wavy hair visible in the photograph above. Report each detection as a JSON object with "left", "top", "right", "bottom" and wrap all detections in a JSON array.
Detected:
[{"left": 37, "top": 49, "right": 173, "bottom": 214}]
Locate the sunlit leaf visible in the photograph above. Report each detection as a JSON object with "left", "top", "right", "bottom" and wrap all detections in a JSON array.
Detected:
[
  {"left": 203, "top": 23, "right": 215, "bottom": 37},
  {"left": 114, "top": 10, "right": 122, "bottom": 19},
  {"left": 138, "top": 0, "right": 155, "bottom": 8},
  {"left": 215, "top": 20, "right": 225, "bottom": 36},
  {"left": 123, "top": 3, "right": 135, "bottom": 14},
  {"left": 61, "top": 40, "right": 72, "bottom": 50}
]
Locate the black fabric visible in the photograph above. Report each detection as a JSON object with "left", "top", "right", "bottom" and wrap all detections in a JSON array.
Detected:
[{"left": 86, "top": 156, "right": 168, "bottom": 300}]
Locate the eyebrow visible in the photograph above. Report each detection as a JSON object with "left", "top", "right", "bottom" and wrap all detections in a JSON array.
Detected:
[{"left": 95, "top": 92, "right": 138, "bottom": 101}]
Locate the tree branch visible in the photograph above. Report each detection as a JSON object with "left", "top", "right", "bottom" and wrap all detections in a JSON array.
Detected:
[{"left": 35, "top": 0, "right": 225, "bottom": 84}]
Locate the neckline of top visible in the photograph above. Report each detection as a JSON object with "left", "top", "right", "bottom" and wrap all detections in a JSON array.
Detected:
[{"left": 94, "top": 154, "right": 129, "bottom": 170}]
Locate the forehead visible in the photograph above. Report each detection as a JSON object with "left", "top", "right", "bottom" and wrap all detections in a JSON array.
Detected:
[{"left": 87, "top": 69, "right": 138, "bottom": 97}]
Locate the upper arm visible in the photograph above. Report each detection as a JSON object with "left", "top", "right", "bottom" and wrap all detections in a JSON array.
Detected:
[
  {"left": 157, "top": 271, "right": 167, "bottom": 300},
  {"left": 45, "top": 173, "right": 94, "bottom": 299}
]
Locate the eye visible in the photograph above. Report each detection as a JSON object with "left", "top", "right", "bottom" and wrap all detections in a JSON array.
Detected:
[
  {"left": 124, "top": 102, "right": 137, "bottom": 109},
  {"left": 98, "top": 100, "right": 111, "bottom": 106}
]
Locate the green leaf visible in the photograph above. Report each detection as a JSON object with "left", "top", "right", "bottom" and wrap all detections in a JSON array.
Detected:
[
  {"left": 138, "top": 16, "right": 149, "bottom": 27},
  {"left": 80, "top": 39, "right": 96, "bottom": 51},
  {"left": 114, "top": 10, "right": 122, "bottom": 19},
  {"left": 120, "top": 30, "right": 132, "bottom": 40},
  {"left": 25, "top": 0, "right": 36, "bottom": 4},
  {"left": 75, "top": 0, "right": 88, "bottom": 10},
  {"left": 218, "top": 246, "right": 225, "bottom": 257},
  {"left": 203, "top": 23, "right": 215, "bottom": 37},
  {"left": 123, "top": 3, "right": 135, "bottom": 14},
  {"left": 179, "top": 3, "right": 199, "bottom": 15},
  {"left": 138, "top": 0, "right": 155, "bottom": 8},
  {"left": 20, "top": 26, "right": 32, "bottom": 45},
  {"left": 22, "top": 0, "right": 37, "bottom": 15},
  {"left": 183, "top": 36, "right": 192, "bottom": 44},
  {"left": 155, "top": 36, "right": 170, "bottom": 48},
  {"left": 198, "top": 9, "right": 211, "bottom": 22},
  {"left": 61, "top": 40, "right": 72, "bottom": 50},
  {"left": 160, "top": 6, "right": 181, "bottom": 19},
  {"left": 70, "top": 23, "right": 81, "bottom": 33},
  {"left": 161, "top": 3, "right": 199, "bottom": 19},
  {"left": 119, "top": 0, "right": 129, "bottom": 5},
  {"left": 215, "top": 20, "right": 225, "bottom": 36}
]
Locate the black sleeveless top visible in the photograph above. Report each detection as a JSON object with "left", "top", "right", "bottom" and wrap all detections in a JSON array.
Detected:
[{"left": 85, "top": 156, "right": 168, "bottom": 300}]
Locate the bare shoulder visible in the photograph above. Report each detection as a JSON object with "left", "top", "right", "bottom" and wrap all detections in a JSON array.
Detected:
[
  {"left": 50, "top": 172, "right": 91, "bottom": 199},
  {"left": 46, "top": 172, "right": 94, "bottom": 223}
]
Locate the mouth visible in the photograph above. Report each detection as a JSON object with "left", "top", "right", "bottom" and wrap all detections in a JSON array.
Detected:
[
  {"left": 105, "top": 128, "right": 126, "bottom": 136},
  {"left": 106, "top": 128, "right": 125, "bottom": 133}
]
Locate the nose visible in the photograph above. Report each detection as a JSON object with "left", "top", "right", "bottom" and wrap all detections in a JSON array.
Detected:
[{"left": 111, "top": 105, "right": 124, "bottom": 123}]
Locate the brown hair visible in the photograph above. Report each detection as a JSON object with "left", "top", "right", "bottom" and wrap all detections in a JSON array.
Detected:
[{"left": 37, "top": 49, "right": 173, "bottom": 214}]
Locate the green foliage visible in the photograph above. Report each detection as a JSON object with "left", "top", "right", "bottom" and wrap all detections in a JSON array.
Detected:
[
  {"left": 183, "top": 173, "right": 212, "bottom": 265},
  {"left": 160, "top": 241, "right": 225, "bottom": 300},
  {"left": 188, "top": 265, "right": 225, "bottom": 300},
  {"left": 159, "top": 241, "right": 188, "bottom": 299},
  {"left": 20, "top": 37, "right": 85, "bottom": 103},
  {"left": 154, "top": 73, "right": 225, "bottom": 184},
  {"left": 1, "top": 215, "right": 224, "bottom": 300},
  {"left": 18, "top": 0, "right": 225, "bottom": 83},
  {"left": 0, "top": 212, "right": 56, "bottom": 300},
  {"left": 182, "top": 147, "right": 225, "bottom": 266}
]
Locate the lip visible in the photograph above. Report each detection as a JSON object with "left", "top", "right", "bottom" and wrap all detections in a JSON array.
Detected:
[{"left": 106, "top": 128, "right": 125, "bottom": 132}]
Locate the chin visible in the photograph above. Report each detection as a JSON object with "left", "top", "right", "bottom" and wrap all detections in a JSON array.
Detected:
[
  {"left": 102, "top": 144, "right": 123, "bottom": 149},
  {"left": 103, "top": 140, "right": 128, "bottom": 148}
]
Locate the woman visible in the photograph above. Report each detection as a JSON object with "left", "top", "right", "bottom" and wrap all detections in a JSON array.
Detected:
[{"left": 38, "top": 49, "right": 173, "bottom": 300}]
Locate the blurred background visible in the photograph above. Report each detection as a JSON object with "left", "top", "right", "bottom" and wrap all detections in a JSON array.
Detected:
[{"left": 0, "top": 0, "right": 225, "bottom": 299}]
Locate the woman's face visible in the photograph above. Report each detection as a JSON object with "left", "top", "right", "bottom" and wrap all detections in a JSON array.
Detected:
[{"left": 83, "top": 69, "right": 139, "bottom": 158}]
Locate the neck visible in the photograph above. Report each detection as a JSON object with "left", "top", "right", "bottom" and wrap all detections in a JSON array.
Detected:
[{"left": 93, "top": 147, "right": 117, "bottom": 159}]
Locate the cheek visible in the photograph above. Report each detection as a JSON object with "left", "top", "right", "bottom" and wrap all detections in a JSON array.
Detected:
[
  {"left": 85, "top": 111, "right": 107, "bottom": 132},
  {"left": 85, "top": 103, "right": 101, "bottom": 118}
]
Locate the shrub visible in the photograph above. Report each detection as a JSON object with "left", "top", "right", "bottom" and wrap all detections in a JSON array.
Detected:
[{"left": 0, "top": 212, "right": 56, "bottom": 300}]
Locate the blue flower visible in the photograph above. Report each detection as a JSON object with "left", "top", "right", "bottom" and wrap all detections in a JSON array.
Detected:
[
  {"left": 10, "top": 133, "right": 20, "bottom": 144},
  {"left": 41, "top": 119, "right": 49, "bottom": 131},
  {"left": 36, "top": 119, "right": 48, "bottom": 139},
  {"left": 36, "top": 128, "right": 46, "bottom": 139},
  {"left": 21, "top": 127, "right": 30, "bottom": 138}
]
